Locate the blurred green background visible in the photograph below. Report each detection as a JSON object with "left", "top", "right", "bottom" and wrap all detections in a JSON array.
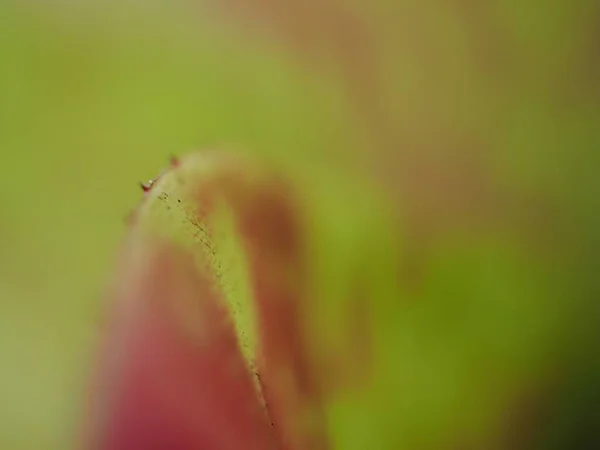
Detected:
[{"left": 1, "top": 1, "right": 599, "bottom": 449}]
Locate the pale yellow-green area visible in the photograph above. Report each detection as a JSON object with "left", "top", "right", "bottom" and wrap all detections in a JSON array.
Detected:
[{"left": 132, "top": 152, "right": 259, "bottom": 381}]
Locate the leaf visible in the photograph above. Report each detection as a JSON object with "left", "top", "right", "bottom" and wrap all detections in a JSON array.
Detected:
[{"left": 86, "top": 151, "right": 346, "bottom": 449}]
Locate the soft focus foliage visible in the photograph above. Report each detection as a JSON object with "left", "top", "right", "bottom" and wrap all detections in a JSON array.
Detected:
[{"left": 0, "top": 0, "right": 599, "bottom": 449}]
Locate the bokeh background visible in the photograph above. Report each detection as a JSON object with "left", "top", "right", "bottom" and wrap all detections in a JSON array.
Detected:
[{"left": 1, "top": 1, "right": 599, "bottom": 449}]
